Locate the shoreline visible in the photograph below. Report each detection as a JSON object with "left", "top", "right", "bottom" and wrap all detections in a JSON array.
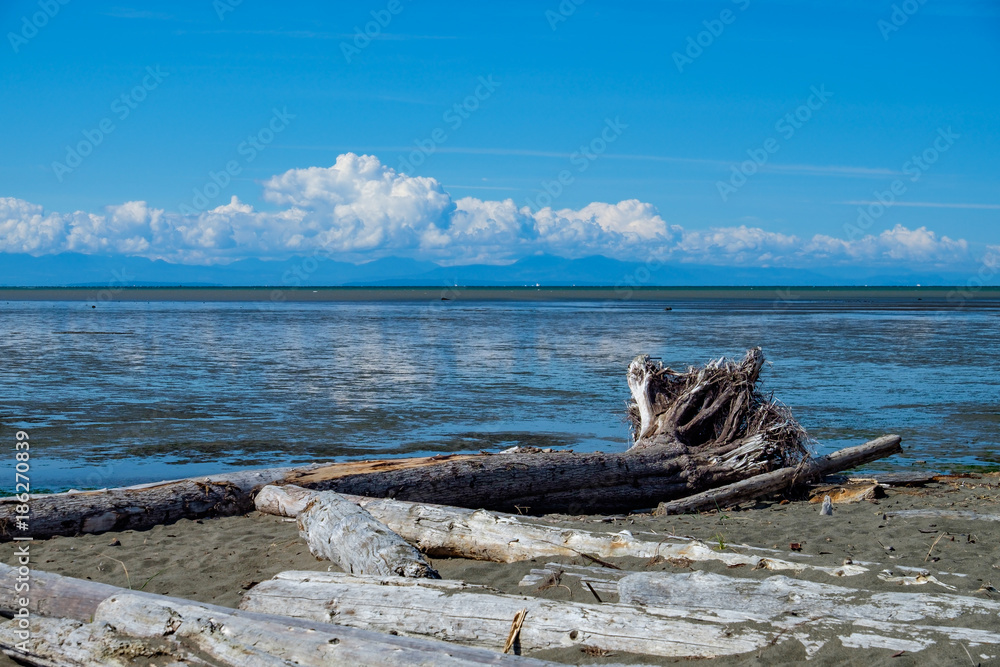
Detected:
[{"left": 1, "top": 285, "right": 1000, "bottom": 305}]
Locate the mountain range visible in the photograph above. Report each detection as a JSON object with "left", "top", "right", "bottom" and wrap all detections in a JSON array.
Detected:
[{"left": 0, "top": 253, "right": 988, "bottom": 287}]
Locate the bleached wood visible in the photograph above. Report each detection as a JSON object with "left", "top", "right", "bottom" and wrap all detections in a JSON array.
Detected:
[
  {"left": 255, "top": 484, "right": 867, "bottom": 577},
  {"left": 296, "top": 492, "right": 439, "bottom": 578},
  {"left": 627, "top": 355, "right": 656, "bottom": 440},
  {"left": 0, "top": 615, "right": 206, "bottom": 666},
  {"left": 519, "top": 565, "right": 1000, "bottom": 657},
  {"left": 242, "top": 570, "right": 1000, "bottom": 660},
  {"left": 0, "top": 564, "right": 548, "bottom": 666},
  {"left": 240, "top": 570, "right": 775, "bottom": 658},
  {"left": 520, "top": 564, "right": 1000, "bottom": 624},
  {"left": 616, "top": 569, "right": 1000, "bottom": 623}
]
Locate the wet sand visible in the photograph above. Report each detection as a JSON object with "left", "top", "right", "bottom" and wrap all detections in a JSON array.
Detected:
[{"left": 4, "top": 474, "right": 999, "bottom": 665}]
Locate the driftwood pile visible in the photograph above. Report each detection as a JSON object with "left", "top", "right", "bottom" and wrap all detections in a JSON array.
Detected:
[{"left": 1, "top": 348, "right": 962, "bottom": 665}]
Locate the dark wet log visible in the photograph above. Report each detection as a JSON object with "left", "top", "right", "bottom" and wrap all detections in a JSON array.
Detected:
[{"left": 655, "top": 435, "right": 902, "bottom": 515}]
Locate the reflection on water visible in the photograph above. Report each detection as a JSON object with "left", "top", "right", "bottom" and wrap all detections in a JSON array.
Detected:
[{"left": 1, "top": 298, "right": 998, "bottom": 490}]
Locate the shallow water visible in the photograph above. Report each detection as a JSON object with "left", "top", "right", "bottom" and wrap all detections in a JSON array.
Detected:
[{"left": 2, "top": 295, "right": 998, "bottom": 491}]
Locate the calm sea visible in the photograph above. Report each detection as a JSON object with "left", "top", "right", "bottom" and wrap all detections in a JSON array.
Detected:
[{"left": 2, "top": 288, "right": 998, "bottom": 492}]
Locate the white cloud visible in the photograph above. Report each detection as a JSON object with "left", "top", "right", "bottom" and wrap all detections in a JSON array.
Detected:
[{"left": 0, "top": 154, "right": 978, "bottom": 269}]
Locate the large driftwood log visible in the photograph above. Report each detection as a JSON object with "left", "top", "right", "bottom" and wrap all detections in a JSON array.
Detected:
[
  {"left": 240, "top": 570, "right": 774, "bottom": 658},
  {"left": 0, "top": 564, "right": 548, "bottom": 667},
  {"left": 0, "top": 350, "right": 903, "bottom": 539},
  {"left": 654, "top": 434, "right": 902, "bottom": 515},
  {"left": 242, "top": 570, "right": 1000, "bottom": 660},
  {"left": 255, "top": 485, "right": 867, "bottom": 576},
  {"left": 296, "top": 491, "right": 439, "bottom": 578},
  {"left": 0, "top": 465, "right": 317, "bottom": 541},
  {"left": 521, "top": 563, "right": 1000, "bottom": 623},
  {"left": 0, "top": 594, "right": 555, "bottom": 667}
]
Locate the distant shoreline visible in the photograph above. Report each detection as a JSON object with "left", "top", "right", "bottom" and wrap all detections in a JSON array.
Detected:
[{"left": 2, "top": 285, "right": 1000, "bottom": 307}]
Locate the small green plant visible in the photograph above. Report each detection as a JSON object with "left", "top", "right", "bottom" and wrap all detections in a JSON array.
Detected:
[{"left": 713, "top": 533, "right": 727, "bottom": 551}]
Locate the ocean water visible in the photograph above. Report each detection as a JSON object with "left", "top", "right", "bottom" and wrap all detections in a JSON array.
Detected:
[{"left": 2, "top": 291, "right": 998, "bottom": 491}]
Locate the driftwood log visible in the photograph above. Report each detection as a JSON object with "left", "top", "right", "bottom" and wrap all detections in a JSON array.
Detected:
[
  {"left": 241, "top": 570, "right": 1000, "bottom": 659},
  {"left": 240, "top": 570, "right": 773, "bottom": 659},
  {"left": 0, "top": 564, "right": 550, "bottom": 667},
  {"left": 295, "top": 491, "right": 439, "bottom": 578},
  {"left": 523, "top": 565, "right": 1000, "bottom": 657},
  {"left": 0, "top": 349, "right": 903, "bottom": 540},
  {"left": 255, "top": 485, "right": 867, "bottom": 576},
  {"left": 654, "top": 434, "right": 901, "bottom": 515}
]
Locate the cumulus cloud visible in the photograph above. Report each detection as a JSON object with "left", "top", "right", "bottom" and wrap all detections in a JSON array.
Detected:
[{"left": 0, "top": 153, "right": 977, "bottom": 269}]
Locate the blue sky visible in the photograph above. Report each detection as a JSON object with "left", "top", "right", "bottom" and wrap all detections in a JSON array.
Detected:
[{"left": 1, "top": 0, "right": 998, "bottom": 275}]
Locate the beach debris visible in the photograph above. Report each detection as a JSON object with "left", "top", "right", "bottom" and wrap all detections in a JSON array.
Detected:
[
  {"left": 255, "top": 485, "right": 868, "bottom": 577},
  {"left": 878, "top": 569, "right": 957, "bottom": 591},
  {"left": 820, "top": 496, "right": 834, "bottom": 515},
  {"left": 503, "top": 608, "right": 527, "bottom": 654},
  {"left": 295, "top": 491, "right": 439, "bottom": 579},
  {"left": 809, "top": 483, "right": 884, "bottom": 504}
]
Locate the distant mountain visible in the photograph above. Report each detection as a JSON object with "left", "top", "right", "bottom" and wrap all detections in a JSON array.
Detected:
[{"left": 0, "top": 252, "right": 989, "bottom": 287}]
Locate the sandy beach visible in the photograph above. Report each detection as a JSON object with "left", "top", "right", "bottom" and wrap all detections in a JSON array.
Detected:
[{"left": 6, "top": 473, "right": 998, "bottom": 666}]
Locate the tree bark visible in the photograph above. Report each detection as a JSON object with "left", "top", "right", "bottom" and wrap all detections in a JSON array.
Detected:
[
  {"left": 296, "top": 491, "right": 439, "bottom": 578},
  {"left": 0, "top": 564, "right": 550, "bottom": 667},
  {"left": 254, "top": 485, "right": 867, "bottom": 577},
  {"left": 654, "top": 435, "right": 902, "bottom": 515}
]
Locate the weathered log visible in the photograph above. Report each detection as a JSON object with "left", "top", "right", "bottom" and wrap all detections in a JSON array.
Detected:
[
  {"left": 296, "top": 491, "right": 439, "bottom": 578},
  {"left": 521, "top": 563, "right": 1000, "bottom": 624},
  {"left": 0, "top": 614, "right": 208, "bottom": 666},
  {"left": 654, "top": 434, "right": 902, "bottom": 515},
  {"left": 0, "top": 464, "right": 320, "bottom": 541},
  {"left": 254, "top": 485, "right": 867, "bottom": 576},
  {"left": 0, "top": 564, "right": 549, "bottom": 666},
  {"left": 0, "top": 594, "right": 555, "bottom": 667},
  {"left": 240, "top": 570, "right": 775, "bottom": 658},
  {"left": 242, "top": 570, "right": 1000, "bottom": 660}
]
